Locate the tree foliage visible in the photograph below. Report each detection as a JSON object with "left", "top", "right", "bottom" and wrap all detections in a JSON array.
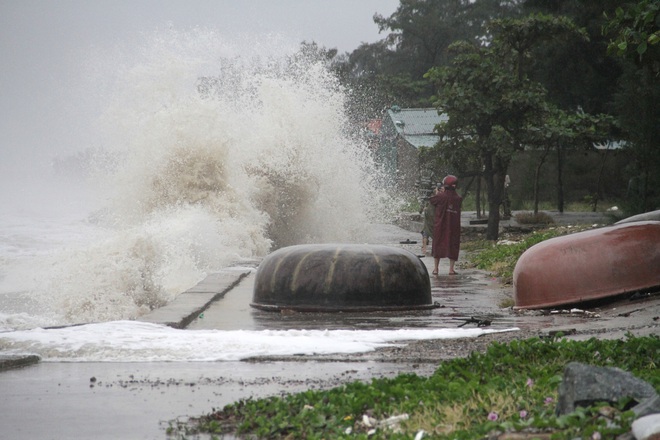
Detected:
[
  {"left": 604, "top": 0, "right": 660, "bottom": 74},
  {"left": 316, "top": 0, "right": 658, "bottom": 217},
  {"left": 603, "top": 0, "right": 660, "bottom": 213},
  {"left": 524, "top": 107, "right": 617, "bottom": 213},
  {"left": 332, "top": 0, "right": 525, "bottom": 115},
  {"left": 489, "top": 13, "right": 589, "bottom": 81},
  {"left": 426, "top": 14, "right": 594, "bottom": 240},
  {"left": 374, "top": 0, "right": 487, "bottom": 77},
  {"left": 521, "top": 0, "right": 623, "bottom": 113}
]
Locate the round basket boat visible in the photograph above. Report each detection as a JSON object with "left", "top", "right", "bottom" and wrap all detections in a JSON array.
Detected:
[{"left": 251, "top": 244, "right": 433, "bottom": 312}]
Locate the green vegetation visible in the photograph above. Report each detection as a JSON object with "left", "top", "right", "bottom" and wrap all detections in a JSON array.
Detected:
[
  {"left": 519, "top": 200, "right": 619, "bottom": 214},
  {"left": 464, "top": 222, "right": 600, "bottom": 284},
  {"left": 406, "top": 195, "right": 620, "bottom": 218},
  {"left": 465, "top": 229, "right": 564, "bottom": 284},
  {"left": 331, "top": 0, "right": 660, "bottom": 225},
  {"left": 170, "top": 335, "right": 659, "bottom": 439}
]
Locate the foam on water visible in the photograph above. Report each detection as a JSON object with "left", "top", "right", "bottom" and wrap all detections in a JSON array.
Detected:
[
  {"left": 0, "top": 321, "right": 518, "bottom": 362},
  {"left": 0, "top": 27, "right": 399, "bottom": 331}
]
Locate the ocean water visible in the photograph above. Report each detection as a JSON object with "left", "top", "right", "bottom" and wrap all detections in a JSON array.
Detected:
[{"left": 0, "top": 28, "right": 512, "bottom": 361}]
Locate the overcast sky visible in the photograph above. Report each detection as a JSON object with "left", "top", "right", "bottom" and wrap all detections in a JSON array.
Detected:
[{"left": 0, "top": 0, "right": 399, "bottom": 172}]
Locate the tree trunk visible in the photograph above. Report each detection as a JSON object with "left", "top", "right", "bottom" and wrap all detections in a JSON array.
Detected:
[
  {"left": 486, "top": 197, "right": 500, "bottom": 240},
  {"left": 556, "top": 143, "right": 565, "bottom": 213},
  {"left": 642, "top": 165, "right": 650, "bottom": 212},
  {"left": 482, "top": 179, "right": 487, "bottom": 218},
  {"left": 533, "top": 147, "right": 551, "bottom": 215},
  {"left": 482, "top": 152, "right": 509, "bottom": 241},
  {"left": 476, "top": 177, "right": 482, "bottom": 219},
  {"left": 593, "top": 148, "right": 610, "bottom": 212},
  {"left": 460, "top": 175, "right": 476, "bottom": 200}
]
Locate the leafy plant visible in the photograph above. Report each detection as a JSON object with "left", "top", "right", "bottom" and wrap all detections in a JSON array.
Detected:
[
  {"left": 467, "top": 229, "right": 562, "bottom": 284},
  {"left": 173, "top": 336, "right": 659, "bottom": 439},
  {"left": 466, "top": 224, "right": 597, "bottom": 284}
]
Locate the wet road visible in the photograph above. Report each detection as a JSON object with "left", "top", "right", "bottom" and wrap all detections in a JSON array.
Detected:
[
  {"left": 184, "top": 248, "right": 597, "bottom": 335},
  {"left": 147, "top": 219, "right": 651, "bottom": 341}
]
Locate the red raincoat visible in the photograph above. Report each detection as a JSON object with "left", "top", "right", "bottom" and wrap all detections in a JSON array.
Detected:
[{"left": 430, "top": 188, "right": 462, "bottom": 260}]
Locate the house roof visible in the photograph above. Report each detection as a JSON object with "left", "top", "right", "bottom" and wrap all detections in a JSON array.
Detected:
[{"left": 386, "top": 107, "right": 448, "bottom": 148}]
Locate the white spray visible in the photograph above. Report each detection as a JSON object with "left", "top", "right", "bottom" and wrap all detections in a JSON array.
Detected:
[{"left": 0, "top": 28, "right": 399, "bottom": 329}]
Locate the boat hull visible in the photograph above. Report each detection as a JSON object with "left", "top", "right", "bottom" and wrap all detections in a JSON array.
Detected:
[
  {"left": 615, "top": 209, "right": 660, "bottom": 224},
  {"left": 513, "top": 221, "right": 660, "bottom": 309},
  {"left": 251, "top": 244, "right": 433, "bottom": 312}
]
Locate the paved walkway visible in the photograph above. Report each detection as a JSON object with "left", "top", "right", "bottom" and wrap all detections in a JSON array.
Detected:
[
  {"left": 139, "top": 245, "right": 658, "bottom": 340},
  {"left": 136, "top": 211, "right": 657, "bottom": 340},
  {"left": 136, "top": 223, "right": 513, "bottom": 332},
  {"left": 133, "top": 209, "right": 638, "bottom": 333},
  {"left": 140, "top": 210, "right": 657, "bottom": 342}
]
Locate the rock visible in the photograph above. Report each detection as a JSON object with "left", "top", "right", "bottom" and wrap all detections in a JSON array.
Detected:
[
  {"left": 557, "top": 362, "right": 658, "bottom": 415},
  {"left": 0, "top": 354, "right": 40, "bottom": 371},
  {"left": 632, "top": 414, "right": 660, "bottom": 440},
  {"left": 633, "top": 395, "right": 660, "bottom": 418}
]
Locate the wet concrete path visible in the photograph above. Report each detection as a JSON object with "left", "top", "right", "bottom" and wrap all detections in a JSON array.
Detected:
[
  {"left": 183, "top": 266, "right": 515, "bottom": 332},
  {"left": 141, "top": 222, "right": 519, "bottom": 333},
  {"left": 143, "top": 222, "right": 615, "bottom": 336},
  {"left": 141, "top": 217, "right": 659, "bottom": 338}
]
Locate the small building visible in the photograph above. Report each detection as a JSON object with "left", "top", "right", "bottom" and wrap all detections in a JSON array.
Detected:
[{"left": 378, "top": 106, "right": 448, "bottom": 193}]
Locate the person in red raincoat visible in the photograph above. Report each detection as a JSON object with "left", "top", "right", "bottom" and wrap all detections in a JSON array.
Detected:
[{"left": 430, "top": 175, "right": 462, "bottom": 275}]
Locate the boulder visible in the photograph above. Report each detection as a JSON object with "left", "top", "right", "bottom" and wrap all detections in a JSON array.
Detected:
[
  {"left": 634, "top": 395, "right": 660, "bottom": 418},
  {"left": 557, "top": 362, "right": 658, "bottom": 416}
]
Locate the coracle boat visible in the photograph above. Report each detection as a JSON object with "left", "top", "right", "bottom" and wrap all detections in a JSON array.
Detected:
[
  {"left": 513, "top": 221, "right": 660, "bottom": 309},
  {"left": 251, "top": 243, "right": 434, "bottom": 312}
]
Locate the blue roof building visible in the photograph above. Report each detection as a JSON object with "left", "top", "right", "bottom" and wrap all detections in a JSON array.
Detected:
[{"left": 379, "top": 106, "right": 447, "bottom": 193}]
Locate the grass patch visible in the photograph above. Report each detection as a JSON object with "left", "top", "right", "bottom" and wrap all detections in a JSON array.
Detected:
[
  {"left": 173, "top": 336, "right": 659, "bottom": 439},
  {"left": 464, "top": 225, "right": 596, "bottom": 284},
  {"left": 466, "top": 229, "right": 562, "bottom": 284}
]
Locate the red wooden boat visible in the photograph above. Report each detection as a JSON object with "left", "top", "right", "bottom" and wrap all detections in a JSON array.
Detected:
[{"left": 513, "top": 221, "right": 660, "bottom": 309}]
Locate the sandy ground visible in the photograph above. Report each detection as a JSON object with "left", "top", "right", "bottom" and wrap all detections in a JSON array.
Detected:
[{"left": 1, "top": 213, "right": 658, "bottom": 439}]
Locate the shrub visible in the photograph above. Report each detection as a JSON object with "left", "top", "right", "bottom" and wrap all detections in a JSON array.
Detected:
[
  {"left": 514, "top": 211, "right": 555, "bottom": 225},
  {"left": 469, "top": 229, "right": 562, "bottom": 284}
]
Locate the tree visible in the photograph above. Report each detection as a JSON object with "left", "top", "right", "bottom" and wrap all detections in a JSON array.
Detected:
[
  {"left": 604, "top": 0, "right": 660, "bottom": 74},
  {"left": 522, "top": 0, "right": 624, "bottom": 114},
  {"left": 525, "top": 107, "right": 616, "bottom": 214},
  {"left": 603, "top": 0, "right": 660, "bottom": 214},
  {"left": 374, "top": 0, "right": 483, "bottom": 78},
  {"left": 489, "top": 14, "right": 589, "bottom": 82},
  {"left": 351, "top": 0, "right": 525, "bottom": 110},
  {"left": 426, "top": 14, "right": 588, "bottom": 240},
  {"left": 611, "top": 63, "right": 660, "bottom": 214},
  {"left": 426, "top": 40, "right": 547, "bottom": 240}
]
